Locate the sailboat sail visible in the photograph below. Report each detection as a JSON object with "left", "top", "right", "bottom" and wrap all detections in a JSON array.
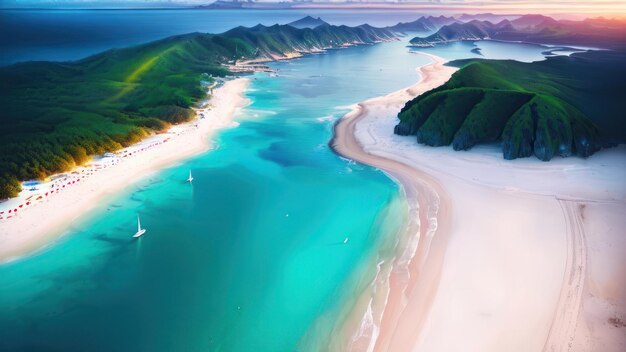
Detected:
[{"left": 133, "top": 214, "right": 147, "bottom": 238}]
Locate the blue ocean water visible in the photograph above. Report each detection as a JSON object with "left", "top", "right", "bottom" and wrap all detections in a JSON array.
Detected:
[{"left": 0, "top": 10, "right": 558, "bottom": 351}]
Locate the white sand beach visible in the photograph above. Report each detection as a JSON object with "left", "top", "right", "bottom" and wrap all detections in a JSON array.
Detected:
[
  {"left": 332, "top": 54, "right": 626, "bottom": 351},
  {"left": 0, "top": 78, "right": 250, "bottom": 263}
]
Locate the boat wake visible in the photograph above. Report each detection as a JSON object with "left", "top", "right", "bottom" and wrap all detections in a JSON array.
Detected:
[{"left": 316, "top": 114, "right": 336, "bottom": 123}]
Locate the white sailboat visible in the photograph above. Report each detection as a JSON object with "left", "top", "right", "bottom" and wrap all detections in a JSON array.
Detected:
[
  {"left": 187, "top": 170, "right": 194, "bottom": 183},
  {"left": 343, "top": 237, "right": 349, "bottom": 244},
  {"left": 133, "top": 215, "right": 147, "bottom": 238}
]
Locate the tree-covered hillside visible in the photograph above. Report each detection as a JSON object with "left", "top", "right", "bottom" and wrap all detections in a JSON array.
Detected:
[
  {"left": 395, "top": 50, "right": 626, "bottom": 160},
  {"left": 0, "top": 22, "right": 396, "bottom": 199}
]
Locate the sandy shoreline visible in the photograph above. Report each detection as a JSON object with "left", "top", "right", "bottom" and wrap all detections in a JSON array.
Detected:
[
  {"left": 330, "top": 54, "right": 457, "bottom": 351},
  {"left": 0, "top": 78, "right": 250, "bottom": 263},
  {"left": 332, "top": 54, "right": 626, "bottom": 351}
]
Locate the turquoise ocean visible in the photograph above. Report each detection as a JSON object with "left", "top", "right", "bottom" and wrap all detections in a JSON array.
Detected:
[{"left": 0, "top": 10, "right": 555, "bottom": 351}]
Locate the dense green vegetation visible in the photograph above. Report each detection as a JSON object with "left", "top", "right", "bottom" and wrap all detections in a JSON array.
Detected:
[
  {"left": 395, "top": 50, "right": 626, "bottom": 160},
  {"left": 0, "top": 22, "right": 395, "bottom": 199}
]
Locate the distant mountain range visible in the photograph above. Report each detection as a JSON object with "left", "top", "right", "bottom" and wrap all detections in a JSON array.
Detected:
[
  {"left": 287, "top": 16, "right": 328, "bottom": 29},
  {"left": 410, "top": 14, "right": 626, "bottom": 49},
  {"left": 285, "top": 15, "right": 460, "bottom": 34},
  {"left": 456, "top": 13, "right": 518, "bottom": 23},
  {"left": 387, "top": 15, "right": 458, "bottom": 33},
  {"left": 200, "top": 0, "right": 293, "bottom": 9},
  {"left": 409, "top": 20, "right": 515, "bottom": 46}
]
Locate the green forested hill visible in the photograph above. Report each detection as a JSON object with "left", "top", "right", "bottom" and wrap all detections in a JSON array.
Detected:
[
  {"left": 395, "top": 50, "right": 626, "bottom": 160},
  {"left": 0, "top": 23, "right": 395, "bottom": 198}
]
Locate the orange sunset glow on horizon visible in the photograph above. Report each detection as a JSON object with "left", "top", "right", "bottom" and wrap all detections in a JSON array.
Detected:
[{"left": 289, "top": 1, "right": 626, "bottom": 19}]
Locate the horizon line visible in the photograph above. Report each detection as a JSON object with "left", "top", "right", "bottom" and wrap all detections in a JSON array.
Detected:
[{"left": 1, "top": 2, "right": 626, "bottom": 18}]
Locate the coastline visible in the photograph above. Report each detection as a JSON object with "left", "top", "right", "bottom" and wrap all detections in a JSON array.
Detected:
[
  {"left": 330, "top": 54, "right": 457, "bottom": 351},
  {"left": 0, "top": 78, "right": 250, "bottom": 263},
  {"left": 331, "top": 53, "right": 626, "bottom": 351},
  {"left": 228, "top": 38, "right": 398, "bottom": 73}
]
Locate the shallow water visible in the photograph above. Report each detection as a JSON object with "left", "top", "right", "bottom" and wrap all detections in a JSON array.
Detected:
[
  {"left": 0, "top": 38, "right": 425, "bottom": 351},
  {"left": 0, "top": 19, "right": 560, "bottom": 350}
]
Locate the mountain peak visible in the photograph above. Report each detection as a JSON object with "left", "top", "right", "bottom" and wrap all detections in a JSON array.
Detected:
[
  {"left": 511, "top": 14, "right": 558, "bottom": 29},
  {"left": 389, "top": 15, "right": 457, "bottom": 33},
  {"left": 287, "top": 16, "right": 328, "bottom": 29}
]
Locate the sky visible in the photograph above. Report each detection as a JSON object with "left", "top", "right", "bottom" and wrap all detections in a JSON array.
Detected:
[{"left": 1, "top": 0, "right": 625, "bottom": 17}]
